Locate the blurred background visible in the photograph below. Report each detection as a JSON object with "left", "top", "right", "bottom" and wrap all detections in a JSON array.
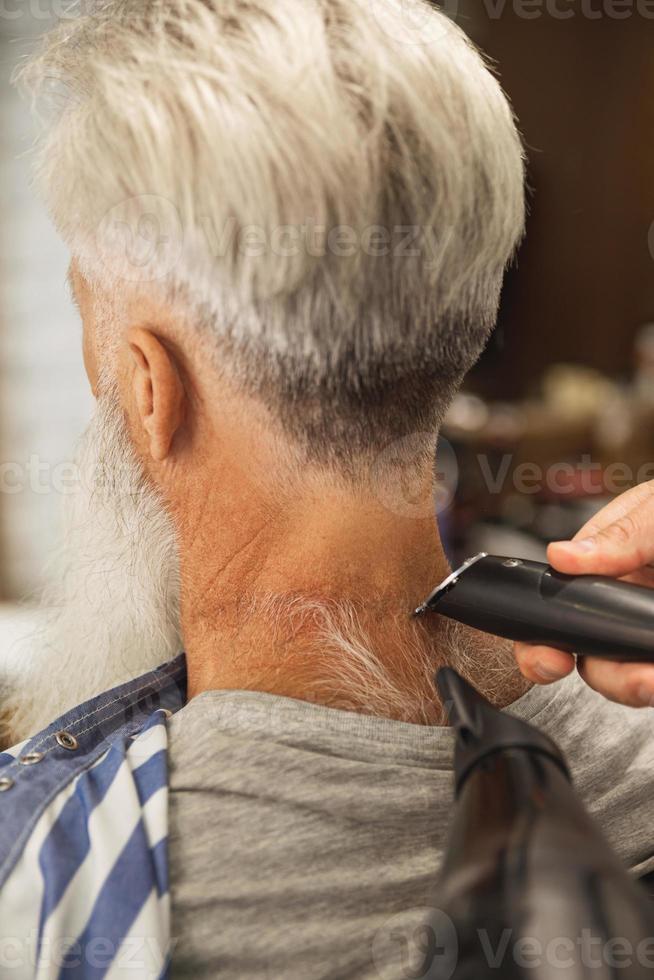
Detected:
[
  {"left": 0, "top": 9, "right": 92, "bottom": 611},
  {"left": 439, "top": 0, "right": 654, "bottom": 565},
  {"left": 0, "top": 0, "right": 654, "bottom": 609}
]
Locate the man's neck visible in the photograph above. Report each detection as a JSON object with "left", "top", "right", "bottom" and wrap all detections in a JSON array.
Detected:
[{"left": 176, "top": 477, "right": 529, "bottom": 723}]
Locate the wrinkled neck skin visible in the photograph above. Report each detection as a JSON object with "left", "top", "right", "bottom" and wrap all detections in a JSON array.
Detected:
[{"left": 173, "top": 467, "right": 530, "bottom": 726}]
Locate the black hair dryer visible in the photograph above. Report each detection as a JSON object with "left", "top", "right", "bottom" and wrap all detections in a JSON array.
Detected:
[{"left": 422, "top": 668, "right": 654, "bottom": 980}]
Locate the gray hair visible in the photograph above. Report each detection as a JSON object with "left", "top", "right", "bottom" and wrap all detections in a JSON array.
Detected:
[{"left": 18, "top": 0, "right": 525, "bottom": 466}]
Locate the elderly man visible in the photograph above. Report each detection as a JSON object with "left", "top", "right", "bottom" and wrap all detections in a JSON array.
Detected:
[{"left": 0, "top": 0, "right": 652, "bottom": 977}]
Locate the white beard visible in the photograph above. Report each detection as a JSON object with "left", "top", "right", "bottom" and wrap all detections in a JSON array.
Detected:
[{"left": 0, "top": 396, "right": 182, "bottom": 746}]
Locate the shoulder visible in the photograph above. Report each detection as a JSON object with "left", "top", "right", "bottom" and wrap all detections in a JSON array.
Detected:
[
  {"left": 0, "top": 655, "right": 186, "bottom": 971},
  {"left": 511, "top": 671, "right": 654, "bottom": 872}
]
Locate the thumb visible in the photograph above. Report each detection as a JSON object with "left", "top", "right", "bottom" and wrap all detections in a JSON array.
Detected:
[{"left": 548, "top": 508, "right": 654, "bottom": 578}]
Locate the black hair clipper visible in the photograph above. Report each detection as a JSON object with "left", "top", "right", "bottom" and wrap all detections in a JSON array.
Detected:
[{"left": 415, "top": 554, "right": 654, "bottom": 662}]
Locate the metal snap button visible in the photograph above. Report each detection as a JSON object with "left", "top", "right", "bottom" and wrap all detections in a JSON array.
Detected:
[
  {"left": 19, "top": 752, "right": 44, "bottom": 766},
  {"left": 55, "top": 731, "right": 79, "bottom": 751},
  {"left": 0, "top": 777, "right": 14, "bottom": 792}
]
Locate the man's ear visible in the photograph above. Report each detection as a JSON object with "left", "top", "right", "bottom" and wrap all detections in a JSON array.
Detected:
[{"left": 127, "top": 327, "right": 185, "bottom": 462}]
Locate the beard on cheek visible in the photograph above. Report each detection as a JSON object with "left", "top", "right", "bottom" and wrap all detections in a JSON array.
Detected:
[{"left": 0, "top": 394, "right": 182, "bottom": 746}]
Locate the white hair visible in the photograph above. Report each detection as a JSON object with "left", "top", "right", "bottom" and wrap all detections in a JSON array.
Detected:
[
  {"left": 243, "top": 594, "right": 521, "bottom": 725},
  {"left": 0, "top": 396, "right": 182, "bottom": 746},
  {"left": 17, "top": 0, "right": 525, "bottom": 462}
]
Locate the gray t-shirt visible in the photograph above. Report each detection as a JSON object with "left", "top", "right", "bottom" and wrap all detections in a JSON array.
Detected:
[{"left": 167, "top": 672, "right": 654, "bottom": 979}]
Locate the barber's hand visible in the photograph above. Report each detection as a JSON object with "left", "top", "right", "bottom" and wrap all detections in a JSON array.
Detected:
[{"left": 515, "top": 481, "right": 654, "bottom": 707}]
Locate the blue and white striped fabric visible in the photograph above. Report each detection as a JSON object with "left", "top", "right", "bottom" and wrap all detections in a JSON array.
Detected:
[{"left": 0, "top": 655, "right": 187, "bottom": 979}]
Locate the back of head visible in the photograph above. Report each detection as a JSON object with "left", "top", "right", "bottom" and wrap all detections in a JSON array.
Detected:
[{"left": 20, "top": 0, "right": 525, "bottom": 467}]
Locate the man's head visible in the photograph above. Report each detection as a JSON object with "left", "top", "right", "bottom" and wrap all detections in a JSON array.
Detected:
[
  {"left": 4, "top": 0, "right": 526, "bottom": 741},
  {"left": 22, "top": 0, "right": 524, "bottom": 480}
]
